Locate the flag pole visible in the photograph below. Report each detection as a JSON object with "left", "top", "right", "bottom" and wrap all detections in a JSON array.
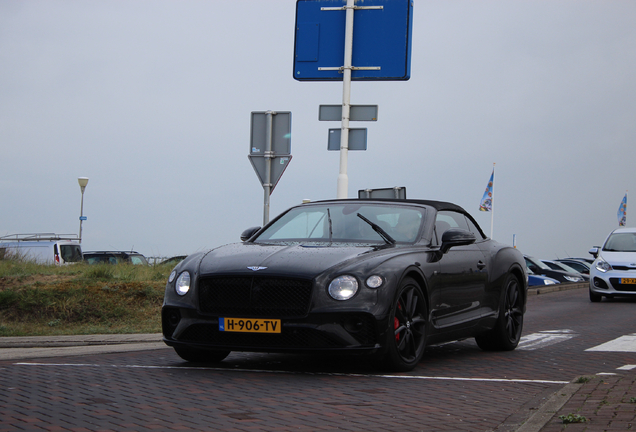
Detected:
[{"left": 490, "top": 163, "right": 495, "bottom": 239}]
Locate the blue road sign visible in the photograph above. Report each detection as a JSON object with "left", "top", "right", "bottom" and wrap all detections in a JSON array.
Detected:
[
  {"left": 293, "top": 0, "right": 413, "bottom": 81},
  {"left": 79, "top": 216, "right": 87, "bottom": 221}
]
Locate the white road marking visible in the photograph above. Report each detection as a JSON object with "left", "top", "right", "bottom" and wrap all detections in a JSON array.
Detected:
[
  {"left": 12, "top": 362, "right": 569, "bottom": 384},
  {"left": 518, "top": 330, "right": 577, "bottom": 350},
  {"left": 587, "top": 334, "right": 636, "bottom": 352},
  {"left": 617, "top": 364, "right": 636, "bottom": 370}
]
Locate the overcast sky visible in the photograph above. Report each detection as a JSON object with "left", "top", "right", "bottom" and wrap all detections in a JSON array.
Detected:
[{"left": 1, "top": 0, "right": 635, "bottom": 260}]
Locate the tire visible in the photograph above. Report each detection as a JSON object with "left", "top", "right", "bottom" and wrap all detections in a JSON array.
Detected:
[
  {"left": 589, "top": 289, "right": 603, "bottom": 302},
  {"left": 475, "top": 273, "right": 524, "bottom": 351},
  {"left": 174, "top": 346, "right": 231, "bottom": 363},
  {"left": 382, "top": 277, "right": 427, "bottom": 372}
]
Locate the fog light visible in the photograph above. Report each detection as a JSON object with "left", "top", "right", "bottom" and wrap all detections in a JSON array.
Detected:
[{"left": 343, "top": 317, "right": 364, "bottom": 333}]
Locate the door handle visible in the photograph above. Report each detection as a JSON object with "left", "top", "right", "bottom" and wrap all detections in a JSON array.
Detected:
[{"left": 476, "top": 260, "right": 486, "bottom": 270}]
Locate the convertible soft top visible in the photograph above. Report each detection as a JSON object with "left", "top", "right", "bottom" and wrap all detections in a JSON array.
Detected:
[{"left": 308, "top": 198, "right": 467, "bottom": 213}]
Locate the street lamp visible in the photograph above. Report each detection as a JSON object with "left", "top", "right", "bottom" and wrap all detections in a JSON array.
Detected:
[{"left": 78, "top": 177, "right": 89, "bottom": 243}]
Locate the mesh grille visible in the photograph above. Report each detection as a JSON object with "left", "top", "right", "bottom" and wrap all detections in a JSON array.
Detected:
[
  {"left": 343, "top": 315, "right": 377, "bottom": 346},
  {"left": 198, "top": 276, "right": 313, "bottom": 318}
]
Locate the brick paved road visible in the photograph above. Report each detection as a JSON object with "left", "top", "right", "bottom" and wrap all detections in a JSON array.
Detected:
[
  {"left": 1, "top": 348, "right": 562, "bottom": 432},
  {"left": 1, "top": 288, "right": 634, "bottom": 431}
]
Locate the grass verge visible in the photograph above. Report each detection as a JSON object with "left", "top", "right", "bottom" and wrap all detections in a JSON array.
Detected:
[{"left": 0, "top": 258, "right": 171, "bottom": 336}]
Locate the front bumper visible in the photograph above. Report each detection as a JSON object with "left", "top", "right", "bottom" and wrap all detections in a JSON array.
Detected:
[
  {"left": 590, "top": 270, "right": 636, "bottom": 297},
  {"left": 162, "top": 306, "right": 388, "bottom": 354}
]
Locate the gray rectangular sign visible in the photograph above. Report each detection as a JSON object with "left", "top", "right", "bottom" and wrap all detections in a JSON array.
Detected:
[
  {"left": 250, "top": 111, "right": 292, "bottom": 155},
  {"left": 327, "top": 128, "right": 367, "bottom": 151},
  {"left": 358, "top": 187, "right": 406, "bottom": 199},
  {"left": 319, "top": 105, "right": 378, "bottom": 122}
]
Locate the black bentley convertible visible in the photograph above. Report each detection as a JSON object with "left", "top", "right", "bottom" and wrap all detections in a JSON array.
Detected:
[{"left": 162, "top": 198, "right": 527, "bottom": 371}]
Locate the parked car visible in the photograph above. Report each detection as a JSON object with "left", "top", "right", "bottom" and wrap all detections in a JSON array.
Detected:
[
  {"left": 527, "top": 269, "right": 560, "bottom": 286},
  {"left": 541, "top": 260, "right": 589, "bottom": 281},
  {"left": 162, "top": 197, "right": 528, "bottom": 372},
  {"left": 588, "top": 227, "right": 636, "bottom": 302},
  {"left": 524, "top": 255, "right": 585, "bottom": 283},
  {"left": 157, "top": 255, "right": 187, "bottom": 267},
  {"left": 83, "top": 251, "right": 148, "bottom": 265},
  {"left": 555, "top": 259, "right": 591, "bottom": 275},
  {"left": 0, "top": 233, "right": 83, "bottom": 265},
  {"left": 567, "top": 257, "right": 595, "bottom": 264}
]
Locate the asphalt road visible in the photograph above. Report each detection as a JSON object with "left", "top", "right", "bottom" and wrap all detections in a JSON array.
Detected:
[{"left": 1, "top": 286, "right": 635, "bottom": 431}]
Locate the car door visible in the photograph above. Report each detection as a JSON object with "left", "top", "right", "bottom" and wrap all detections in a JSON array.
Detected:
[{"left": 433, "top": 211, "right": 489, "bottom": 329}]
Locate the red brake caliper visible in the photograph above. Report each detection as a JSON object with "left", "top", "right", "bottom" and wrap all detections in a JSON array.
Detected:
[{"left": 394, "top": 303, "right": 402, "bottom": 341}]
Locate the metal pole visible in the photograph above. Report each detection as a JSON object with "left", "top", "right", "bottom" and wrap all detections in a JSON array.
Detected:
[
  {"left": 336, "top": 0, "right": 355, "bottom": 199},
  {"left": 79, "top": 190, "right": 85, "bottom": 243},
  {"left": 263, "top": 111, "right": 274, "bottom": 225},
  {"left": 77, "top": 177, "right": 88, "bottom": 244}
]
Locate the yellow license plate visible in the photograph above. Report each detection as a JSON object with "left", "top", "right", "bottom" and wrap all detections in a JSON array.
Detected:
[
  {"left": 219, "top": 318, "right": 281, "bottom": 333},
  {"left": 620, "top": 278, "right": 636, "bottom": 284}
]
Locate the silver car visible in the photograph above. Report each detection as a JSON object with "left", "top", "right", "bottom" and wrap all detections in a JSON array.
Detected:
[{"left": 589, "top": 227, "right": 636, "bottom": 302}]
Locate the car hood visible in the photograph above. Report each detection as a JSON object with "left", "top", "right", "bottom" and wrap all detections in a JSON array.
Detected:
[
  {"left": 599, "top": 251, "right": 636, "bottom": 267},
  {"left": 198, "top": 242, "right": 384, "bottom": 278}
]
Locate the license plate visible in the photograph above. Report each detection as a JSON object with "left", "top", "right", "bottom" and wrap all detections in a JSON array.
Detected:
[
  {"left": 219, "top": 317, "right": 281, "bottom": 333},
  {"left": 620, "top": 278, "right": 636, "bottom": 284}
]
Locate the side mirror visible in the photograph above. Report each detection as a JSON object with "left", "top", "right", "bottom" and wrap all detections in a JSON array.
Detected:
[
  {"left": 240, "top": 226, "right": 261, "bottom": 242},
  {"left": 440, "top": 228, "right": 476, "bottom": 254},
  {"left": 588, "top": 247, "right": 600, "bottom": 258}
]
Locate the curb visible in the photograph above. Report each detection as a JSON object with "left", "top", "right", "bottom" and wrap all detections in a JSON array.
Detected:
[
  {"left": 513, "top": 380, "right": 583, "bottom": 432},
  {"left": 527, "top": 282, "right": 587, "bottom": 296},
  {"left": 0, "top": 333, "right": 162, "bottom": 348}
]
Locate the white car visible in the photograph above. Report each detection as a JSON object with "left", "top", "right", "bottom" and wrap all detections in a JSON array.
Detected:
[{"left": 588, "top": 227, "right": 636, "bottom": 302}]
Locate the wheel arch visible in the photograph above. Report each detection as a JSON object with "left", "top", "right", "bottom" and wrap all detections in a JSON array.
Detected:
[{"left": 399, "top": 268, "right": 430, "bottom": 313}]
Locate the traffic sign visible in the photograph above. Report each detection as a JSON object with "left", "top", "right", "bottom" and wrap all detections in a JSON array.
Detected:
[
  {"left": 248, "top": 155, "right": 292, "bottom": 194},
  {"left": 358, "top": 187, "right": 406, "bottom": 199},
  {"left": 293, "top": 0, "right": 414, "bottom": 81},
  {"left": 250, "top": 111, "right": 291, "bottom": 155},
  {"left": 249, "top": 111, "right": 292, "bottom": 225},
  {"left": 319, "top": 105, "right": 378, "bottom": 121},
  {"left": 328, "top": 128, "right": 367, "bottom": 150}
]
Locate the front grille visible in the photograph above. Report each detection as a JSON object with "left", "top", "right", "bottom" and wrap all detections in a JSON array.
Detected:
[
  {"left": 610, "top": 278, "right": 636, "bottom": 291},
  {"left": 179, "top": 323, "right": 341, "bottom": 348},
  {"left": 612, "top": 266, "right": 636, "bottom": 271},
  {"left": 198, "top": 276, "right": 313, "bottom": 318}
]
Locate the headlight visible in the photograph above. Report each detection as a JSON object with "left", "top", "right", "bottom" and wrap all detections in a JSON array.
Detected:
[
  {"left": 595, "top": 259, "right": 612, "bottom": 273},
  {"left": 366, "top": 275, "right": 383, "bottom": 289},
  {"left": 564, "top": 275, "right": 583, "bottom": 282},
  {"left": 168, "top": 270, "right": 177, "bottom": 283},
  {"left": 328, "top": 275, "right": 358, "bottom": 300},
  {"left": 175, "top": 271, "right": 191, "bottom": 296},
  {"left": 543, "top": 279, "right": 556, "bottom": 285}
]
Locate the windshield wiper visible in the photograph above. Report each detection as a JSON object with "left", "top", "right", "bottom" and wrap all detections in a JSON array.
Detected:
[{"left": 357, "top": 213, "right": 396, "bottom": 245}]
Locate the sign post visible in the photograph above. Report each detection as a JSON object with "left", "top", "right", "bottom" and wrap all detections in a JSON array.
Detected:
[
  {"left": 294, "top": 0, "right": 413, "bottom": 198},
  {"left": 249, "top": 111, "right": 292, "bottom": 225}
]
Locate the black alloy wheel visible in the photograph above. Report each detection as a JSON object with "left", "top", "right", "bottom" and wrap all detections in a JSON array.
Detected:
[
  {"left": 475, "top": 273, "right": 524, "bottom": 351},
  {"left": 383, "top": 277, "right": 427, "bottom": 372}
]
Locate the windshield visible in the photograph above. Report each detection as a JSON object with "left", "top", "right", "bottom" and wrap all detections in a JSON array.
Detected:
[
  {"left": 603, "top": 233, "right": 636, "bottom": 252},
  {"left": 254, "top": 203, "right": 425, "bottom": 244},
  {"left": 526, "top": 257, "right": 551, "bottom": 270},
  {"left": 60, "top": 245, "right": 83, "bottom": 263}
]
